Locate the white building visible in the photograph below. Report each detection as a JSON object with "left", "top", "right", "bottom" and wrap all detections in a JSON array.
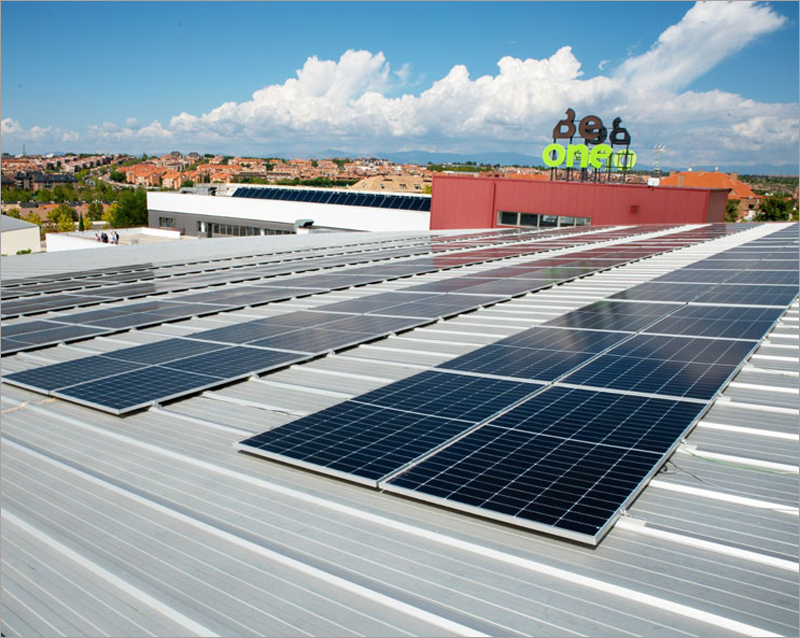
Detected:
[
  {"left": 147, "top": 185, "right": 432, "bottom": 237},
  {"left": 0, "top": 214, "right": 41, "bottom": 255}
]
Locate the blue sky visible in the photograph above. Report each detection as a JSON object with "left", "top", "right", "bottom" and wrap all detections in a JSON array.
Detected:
[{"left": 2, "top": 1, "right": 798, "bottom": 170}]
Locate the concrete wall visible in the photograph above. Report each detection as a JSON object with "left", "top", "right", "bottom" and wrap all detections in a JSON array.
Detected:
[
  {"left": 1, "top": 227, "right": 42, "bottom": 255},
  {"left": 147, "top": 192, "right": 430, "bottom": 233}
]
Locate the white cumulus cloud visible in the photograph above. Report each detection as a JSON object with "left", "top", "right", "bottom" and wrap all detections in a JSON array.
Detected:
[{"left": 3, "top": 1, "right": 796, "bottom": 170}]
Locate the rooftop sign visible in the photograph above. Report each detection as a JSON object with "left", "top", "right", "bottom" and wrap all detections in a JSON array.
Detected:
[{"left": 543, "top": 109, "right": 636, "bottom": 178}]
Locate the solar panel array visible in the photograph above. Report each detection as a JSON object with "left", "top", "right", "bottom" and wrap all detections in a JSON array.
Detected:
[
  {"left": 237, "top": 223, "right": 798, "bottom": 545},
  {"left": 3, "top": 224, "right": 699, "bottom": 413},
  {"left": 232, "top": 186, "right": 431, "bottom": 211},
  {"left": 2, "top": 226, "right": 591, "bottom": 352}
]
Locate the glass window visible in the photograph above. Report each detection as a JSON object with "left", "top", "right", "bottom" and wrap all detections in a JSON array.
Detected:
[
  {"left": 213, "top": 224, "right": 219, "bottom": 234},
  {"left": 540, "top": 215, "right": 558, "bottom": 228},
  {"left": 520, "top": 213, "right": 539, "bottom": 227},
  {"left": 575, "top": 217, "right": 591, "bottom": 226},
  {"left": 560, "top": 216, "right": 576, "bottom": 226},
  {"left": 498, "top": 211, "right": 518, "bottom": 226}
]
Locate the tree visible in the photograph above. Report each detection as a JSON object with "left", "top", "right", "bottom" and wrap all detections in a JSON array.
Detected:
[
  {"left": 48, "top": 203, "right": 78, "bottom": 232},
  {"left": 109, "top": 170, "right": 126, "bottom": 183},
  {"left": 78, "top": 213, "right": 85, "bottom": 232},
  {"left": 36, "top": 188, "right": 54, "bottom": 202},
  {"left": 109, "top": 187, "right": 147, "bottom": 227},
  {"left": 5, "top": 208, "right": 21, "bottom": 219},
  {"left": 102, "top": 203, "right": 118, "bottom": 226},
  {"left": 87, "top": 201, "right": 104, "bottom": 221},
  {"left": 755, "top": 195, "right": 792, "bottom": 222},
  {"left": 1, "top": 187, "right": 33, "bottom": 203},
  {"left": 310, "top": 159, "right": 318, "bottom": 167},
  {"left": 181, "top": 180, "right": 194, "bottom": 188},
  {"left": 725, "top": 199, "right": 740, "bottom": 222}
]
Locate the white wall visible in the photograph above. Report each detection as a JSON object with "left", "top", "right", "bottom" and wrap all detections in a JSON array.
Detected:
[
  {"left": 1, "top": 227, "right": 42, "bottom": 255},
  {"left": 148, "top": 192, "right": 430, "bottom": 232},
  {"left": 46, "top": 233, "right": 111, "bottom": 252}
]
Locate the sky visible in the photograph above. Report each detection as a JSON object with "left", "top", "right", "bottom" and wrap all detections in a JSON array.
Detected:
[{"left": 1, "top": 1, "right": 798, "bottom": 171}]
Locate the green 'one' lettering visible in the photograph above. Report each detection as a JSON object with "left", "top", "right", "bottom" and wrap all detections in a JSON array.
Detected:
[{"left": 542, "top": 144, "right": 566, "bottom": 167}]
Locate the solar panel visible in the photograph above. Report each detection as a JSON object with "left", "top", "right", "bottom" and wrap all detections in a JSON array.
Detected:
[
  {"left": 310, "top": 314, "right": 428, "bottom": 335},
  {"left": 383, "top": 386, "right": 706, "bottom": 544},
  {"left": 495, "top": 326, "right": 630, "bottom": 352},
  {"left": 53, "top": 367, "right": 222, "bottom": 414},
  {"left": 185, "top": 322, "right": 299, "bottom": 345},
  {"left": 236, "top": 402, "right": 484, "bottom": 486},
  {"left": 690, "top": 284, "right": 799, "bottom": 307},
  {"left": 544, "top": 301, "right": 681, "bottom": 332},
  {"left": 103, "top": 338, "right": 230, "bottom": 365},
  {"left": 560, "top": 351, "right": 748, "bottom": 401},
  {"left": 249, "top": 328, "right": 367, "bottom": 354},
  {"left": 313, "top": 292, "right": 439, "bottom": 315},
  {"left": 2, "top": 356, "right": 147, "bottom": 392},
  {"left": 643, "top": 305, "right": 785, "bottom": 340},
  {"left": 653, "top": 269, "right": 734, "bottom": 284},
  {"left": 453, "top": 279, "right": 551, "bottom": 297},
  {"left": 0, "top": 320, "right": 70, "bottom": 337},
  {"left": 253, "top": 311, "right": 349, "bottom": 329},
  {"left": 375, "top": 294, "right": 502, "bottom": 319},
  {"left": 9, "top": 324, "right": 112, "bottom": 345},
  {"left": 610, "top": 282, "right": 717, "bottom": 303},
  {"left": 354, "top": 370, "right": 542, "bottom": 423},
  {"left": 161, "top": 346, "right": 304, "bottom": 379}
]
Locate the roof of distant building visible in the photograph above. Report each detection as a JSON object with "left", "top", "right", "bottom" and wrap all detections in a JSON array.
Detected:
[
  {"left": 660, "top": 170, "right": 759, "bottom": 200},
  {"left": 0, "top": 213, "right": 38, "bottom": 231}
]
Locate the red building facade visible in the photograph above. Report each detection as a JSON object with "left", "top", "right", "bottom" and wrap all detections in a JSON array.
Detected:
[{"left": 430, "top": 175, "right": 728, "bottom": 230}]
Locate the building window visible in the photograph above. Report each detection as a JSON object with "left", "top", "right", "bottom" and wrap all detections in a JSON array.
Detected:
[
  {"left": 498, "top": 211, "right": 518, "bottom": 226},
  {"left": 158, "top": 217, "right": 175, "bottom": 228},
  {"left": 497, "top": 210, "right": 592, "bottom": 228}
]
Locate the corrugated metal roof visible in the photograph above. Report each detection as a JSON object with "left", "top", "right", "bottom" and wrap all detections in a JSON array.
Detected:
[{"left": 2, "top": 224, "right": 798, "bottom": 637}]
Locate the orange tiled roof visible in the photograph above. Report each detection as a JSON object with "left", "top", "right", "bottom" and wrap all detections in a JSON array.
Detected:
[{"left": 659, "top": 171, "right": 758, "bottom": 200}]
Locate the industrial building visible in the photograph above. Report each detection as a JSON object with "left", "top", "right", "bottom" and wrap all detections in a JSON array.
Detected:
[
  {"left": 430, "top": 174, "right": 729, "bottom": 230},
  {"left": 1, "top": 221, "right": 797, "bottom": 636},
  {"left": 147, "top": 185, "right": 432, "bottom": 236},
  {"left": 147, "top": 174, "right": 731, "bottom": 239}
]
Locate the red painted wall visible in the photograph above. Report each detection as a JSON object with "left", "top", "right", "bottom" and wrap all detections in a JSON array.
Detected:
[{"left": 430, "top": 175, "right": 728, "bottom": 229}]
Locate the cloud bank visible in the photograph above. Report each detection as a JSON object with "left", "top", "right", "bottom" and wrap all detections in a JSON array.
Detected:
[{"left": 2, "top": 1, "right": 797, "bottom": 169}]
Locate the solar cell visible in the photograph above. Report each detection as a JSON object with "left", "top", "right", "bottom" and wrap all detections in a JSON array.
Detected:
[
  {"left": 355, "top": 370, "right": 542, "bottom": 422},
  {"left": 384, "top": 386, "right": 706, "bottom": 543},
  {"left": 253, "top": 311, "right": 349, "bottom": 329},
  {"left": 2, "top": 356, "right": 147, "bottom": 392}
]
